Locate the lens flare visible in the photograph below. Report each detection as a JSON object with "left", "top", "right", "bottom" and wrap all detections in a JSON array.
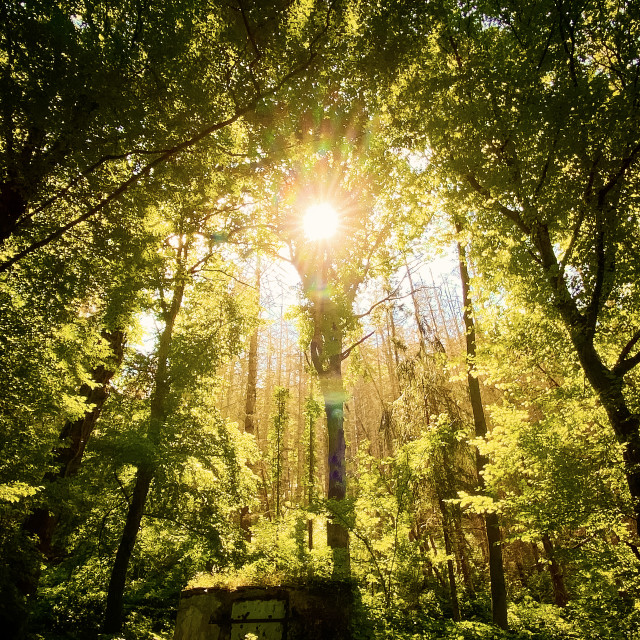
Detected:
[{"left": 303, "top": 202, "right": 339, "bottom": 241}]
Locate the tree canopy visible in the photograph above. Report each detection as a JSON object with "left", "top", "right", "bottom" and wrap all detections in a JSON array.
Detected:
[{"left": 1, "top": 1, "right": 639, "bottom": 639}]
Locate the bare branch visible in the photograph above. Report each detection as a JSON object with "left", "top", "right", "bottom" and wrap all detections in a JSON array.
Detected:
[
  {"left": 354, "top": 287, "right": 421, "bottom": 320},
  {"left": 196, "top": 267, "right": 255, "bottom": 289},
  {"left": 465, "top": 172, "right": 530, "bottom": 235},
  {"left": 597, "top": 141, "right": 640, "bottom": 207},
  {"left": 613, "top": 327, "right": 640, "bottom": 376},
  {"left": 340, "top": 330, "right": 375, "bottom": 361},
  {"left": 113, "top": 471, "right": 131, "bottom": 505},
  {"left": 535, "top": 362, "right": 560, "bottom": 388},
  {"left": 559, "top": 207, "right": 585, "bottom": 275}
]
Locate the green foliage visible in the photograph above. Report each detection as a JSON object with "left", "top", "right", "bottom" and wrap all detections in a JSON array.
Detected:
[
  {"left": 269, "top": 387, "right": 291, "bottom": 519},
  {"left": 303, "top": 395, "right": 323, "bottom": 427},
  {"left": 2, "top": 2, "right": 640, "bottom": 639},
  {"left": 188, "top": 510, "right": 334, "bottom": 589},
  {"left": 30, "top": 400, "right": 256, "bottom": 638}
]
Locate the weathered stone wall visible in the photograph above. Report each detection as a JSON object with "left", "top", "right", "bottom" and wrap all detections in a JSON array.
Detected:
[{"left": 173, "top": 584, "right": 353, "bottom": 640}]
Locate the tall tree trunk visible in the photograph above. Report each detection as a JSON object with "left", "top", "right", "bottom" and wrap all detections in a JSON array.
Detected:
[
  {"left": 103, "top": 465, "right": 154, "bottom": 633},
  {"left": 442, "top": 440, "right": 473, "bottom": 594},
  {"left": 263, "top": 329, "right": 274, "bottom": 438},
  {"left": 531, "top": 542, "right": 544, "bottom": 574},
  {"left": 307, "top": 398, "right": 316, "bottom": 550},
  {"left": 242, "top": 318, "right": 259, "bottom": 410},
  {"left": 103, "top": 262, "right": 185, "bottom": 634},
  {"left": 387, "top": 305, "right": 400, "bottom": 369},
  {"left": 359, "top": 349, "right": 388, "bottom": 458},
  {"left": 384, "top": 304, "right": 400, "bottom": 397},
  {"left": 240, "top": 264, "right": 261, "bottom": 536},
  {"left": 296, "top": 357, "right": 305, "bottom": 503},
  {"left": 456, "top": 220, "right": 509, "bottom": 630},
  {"left": 318, "top": 359, "right": 348, "bottom": 550},
  {"left": 541, "top": 533, "right": 569, "bottom": 607},
  {"left": 439, "top": 272, "right": 461, "bottom": 342},
  {"left": 271, "top": 387, "right": 288, "bottom": 519},
  {"left": 405, "top": 257, "right": 428, "bottom": 355},
  {"left": 311, "top": 324, "right": 349, "bottom": 575},
  {"left": 294, "top": 246, "right": 352, "bottom": 576},
  {"left": 222, "top": 360, "right": 234, "bottom": 420},
  {"left": 530, "top": 223, "right": 640, "bottom": 533},
  {"left": 23, "top": 329, "right": 126, "bottom": 559},
  {"left": 451, "top": 494, "right": 474, "bottom": 594},
  {"left": 577, "top": 361, "right": 640, "bottom": 534},
  {"left": 437, "top": 496, "right": 461, "bottom": 621}
]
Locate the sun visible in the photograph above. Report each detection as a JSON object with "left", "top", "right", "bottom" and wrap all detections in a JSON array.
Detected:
[{"left": 303, "top": 202, "right": 339, "bottom": 241}]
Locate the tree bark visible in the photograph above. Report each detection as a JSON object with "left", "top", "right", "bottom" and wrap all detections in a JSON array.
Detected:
[
  {"left": 103, "top": 465, "right": 154, "bottom": 633},
  {"left": 541, "top": 532, "right": 569, "bottom": 607},
  {"left": 0, "top": 181, "right": 27, "bottom": 245},
  {"left": 405, "top": 257, "right": 428, "bottom": 355},
  {"left": 292, "top": 243, "right": 353, "bottom": 574},
  {"left": 319, "top": 361, "right": 348, "bottom": 549},
  {"left": 308, "top": 400, "right": 316, "bottom": 550},
  {"left": 244, "top": 322, "right": 259, "bottom": 437},
  {"left": 456, "top": 221, "right": 509, "bottom": 629},
  {"left": 240, "top": 320, "right": 258, "bottom": 535},
  {"left": 451, "top": 496, "right": 473, "bottom": 594},
  {"left": 317, "top": 356, "right": 350, "bottom": 578},
  {"left": 272, "top": 388, "right": 288, "bottom": 519},
  {"left": 303, "top": 257, "right": 349, "bottom": 553}
]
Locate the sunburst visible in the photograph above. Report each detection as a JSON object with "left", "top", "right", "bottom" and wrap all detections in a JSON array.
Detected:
[{"left": 302, "top": 202, "right": 339, "bottom": 241}]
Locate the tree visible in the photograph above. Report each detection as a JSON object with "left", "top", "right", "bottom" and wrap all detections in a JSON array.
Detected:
[
  {"left": 240, "top": 261, "right": 261, "bottom": 537},
  {"left": 0, "top": 157, "right": 153, "bottom": 635},
  {"left": 456, "top": 219, "right": 508, "bottom": 629},
  {"left": 21, "top": 329, "right": 125, "bottom": 574},
  {"left": 103, "top": 244, "right": 186, "bottom": 633},
  {"left": 103, "top": 167, "right": 253, "bottom": 632},
  {"left": 472, "top": 288, "right": 634, "bottom": 612},
  {"left": 0, "top": 0, "right": 342, "bottom": 273},
  {"left": 269, "top": 387, "right": 290, "bottom": 520},
  {"left": 377, "top": 0, "right": 640, "bottom": 533},
  {"left": 304, "top": 394, "right": 323, "bottom": 549},
  {"left": 278, "top": 152, "right": 403, "bottom": 563},
  {"left": 1, "top": 0, "right": 210, "bottom": 246},
  {"left": 7, "top": 2, "right": 640, "bottom": 636}
]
